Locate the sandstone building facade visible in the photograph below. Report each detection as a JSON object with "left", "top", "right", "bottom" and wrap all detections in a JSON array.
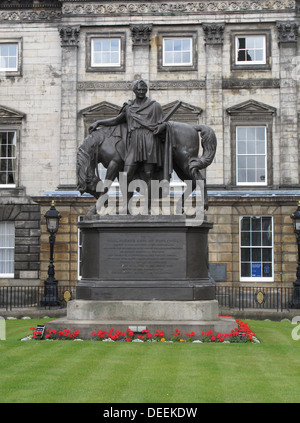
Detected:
[{"left": 0, "top": 0, "right": 300, "bottom": 290}]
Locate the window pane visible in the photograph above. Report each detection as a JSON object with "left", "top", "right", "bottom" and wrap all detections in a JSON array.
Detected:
[
  {"left": 241, "top": 262, "right": 251, "bottom": 277},
  {"left": 246, "top": 50, "right": 255, "bottom": 61},
  {"left": 241, "top": 231, "right": 250, "bottom": 246},
  {"left": 252, "top": 217, "right": 261, "bottom": 231},
  {"left": 252, "top": 248, "right": 261, "bottom": 261},
  {"left": 241, "top": 217, "right": 250, "bottom": 231},
  {"left": 241, "top": 248, "right": 250, "bottom": 261},
  {"left": 263, "top": 263, "right": 272, "bottom": 277},
  {"left": 262, "top": 217, "right": 272, "bottom": 231},
  {"left": 262, "top": 249, "right": 272, "bottom": 262},
  {"left": 256, "top": 127, "right": 266, "bottom": 141},
  {"left": 237, "top": 127, "right": 247, "bottom": 140}
]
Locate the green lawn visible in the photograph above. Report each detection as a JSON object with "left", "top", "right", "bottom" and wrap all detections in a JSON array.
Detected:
[{"left": 0, "top": 318, "right": 300, "bottom": 403}]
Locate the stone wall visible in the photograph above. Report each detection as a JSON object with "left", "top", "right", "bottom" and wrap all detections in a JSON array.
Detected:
[{"left": 0, "top": 0, "right": 299, "bottom": 288}]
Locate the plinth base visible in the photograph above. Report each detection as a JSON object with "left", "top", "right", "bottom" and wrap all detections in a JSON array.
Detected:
[{"left": 46, "top": 299, "right": 237, "bottom": 339}]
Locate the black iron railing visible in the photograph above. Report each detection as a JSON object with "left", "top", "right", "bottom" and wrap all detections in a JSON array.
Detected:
[
  {"left": 216, "top": 285, "right": 295, "bottom": 312},
  {"left": 0, "top": 285, "right": 76, "bottom": 311},
  {"left": 0, "top": 284, "right": 296, "bottom": 312}
]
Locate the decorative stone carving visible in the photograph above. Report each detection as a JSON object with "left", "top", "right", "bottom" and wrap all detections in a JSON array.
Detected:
[
  {"left": 276, "top": 21, "right": 299, "bottom": 43},
  {"left": 77, "top": 80, "right": 206, "bottom": 91},
  {"left": 223, "top": 78, "right": 281, "bottom": 89},
  {"left": 61, "top": 1, "right": 296, "bottom": 17},
  {"left": 130, "top": 24, "right": 152, "bottom": 48},
  {"left": 203, "top": 23, "right": 225, "bottom": 45},
  {"left": 58, "top": 25, "right": 80, "bottom": 47}
]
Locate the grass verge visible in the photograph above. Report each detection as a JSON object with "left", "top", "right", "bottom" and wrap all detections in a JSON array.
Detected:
[{"left": 0, "top": 318, "right": 300, "bottom": 403}]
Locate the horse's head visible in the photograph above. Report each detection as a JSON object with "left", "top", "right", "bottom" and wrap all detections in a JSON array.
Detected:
[{"left": 77, "top": 132, "right": 102, "bottom": 198}]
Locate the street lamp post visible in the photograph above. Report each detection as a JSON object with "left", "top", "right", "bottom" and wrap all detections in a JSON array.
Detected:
[
  {"left": 290, "top": 201, "right": 300, "bottom": 309},
  {"left": 41, "top": 201, "right": 61, "bottom": 307}
]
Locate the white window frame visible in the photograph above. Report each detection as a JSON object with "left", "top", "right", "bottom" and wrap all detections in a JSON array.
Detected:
[
  {"left": 0, "top": 221, "right": 15, "bottom": 278},
  {"left": 239, "top": 216, "right": 274, "bottom": 283},
  {"left": 0, "top": 42, "right": 18, "bottom": 71},
  {"left": 162, "top": 37, "right": 193, "bottom": 67},
  {"left": 91, "top": 38, "right": 121, "bottom": 68},
  {"left": 236, "top": 126, "right": 267, "bottom": 186},
  {"left": 235, "top": 35, "right": 266, "bottom": 66},
  {"left": 0, "top": 130, "right": 17, "bottom": 188}
]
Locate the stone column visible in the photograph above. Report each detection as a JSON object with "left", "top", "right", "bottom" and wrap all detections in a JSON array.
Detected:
[
  {"left": 57, "top": 25, "right": 80, "bottom": 190},
  {"left": 276, "top": 21, "right": 299, "bottom": 186},
  {"left": 203, "top": 23, "right": 225, "bottom": 186},
  {"left": 130, "top": 24, "right": 152, "bottom": 84}
]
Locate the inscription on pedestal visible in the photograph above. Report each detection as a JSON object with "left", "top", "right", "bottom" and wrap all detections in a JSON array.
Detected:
[{"left": 99, "top": 232, "right": 186, "bottom": 280}]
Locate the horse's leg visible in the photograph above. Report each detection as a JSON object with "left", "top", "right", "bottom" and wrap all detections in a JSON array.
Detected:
[
  {"left": 96, "top": 158, "right": 123, "bottom": 213},
  {"left": 172, "top": 164, "right": 194, "bottom": 215},
  {"left": 191, "top": 168, "right": 208, "bottom": 210}
]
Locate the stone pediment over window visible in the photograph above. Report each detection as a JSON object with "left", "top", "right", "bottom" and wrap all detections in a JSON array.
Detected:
[
  {"left": 0, "top": 105, "right": 25, "bottom": 124},
  {"left": 226, "top": 99, "right": 276, "bottom": 117},
  {"left": 80, "top": 101, "right": 121, "bottom": 134},
  {"left": 80, "top": 101, "right": 121, "bottom": 121},
  {"left": 163, "top": 101, "right": 202, "bottom": 124}
]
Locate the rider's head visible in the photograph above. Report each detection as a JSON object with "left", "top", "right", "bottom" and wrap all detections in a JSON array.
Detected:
[{"left": 133, "top": 79, "right": 148, "bottom": 97}]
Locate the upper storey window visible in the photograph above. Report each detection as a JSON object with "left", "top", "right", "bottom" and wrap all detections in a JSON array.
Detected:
[
  {"left": 91, "top": 38, "right": 121, "bottom": 67},
  {"left": 0, "top": 43, "right": 18, "bottom": 71},
  {"left": 0, "top": 39, "right": 22, "bottom": 76},
  {"left": 231, "top": 31, "right": 271, "bottom": 71},
  {"left": 158, "top": 31, "right": 197, "bottom": 72},
  {"left": 235, "top": 35, "right": 266, "bottom": 65},
  {"left": 163, "top": 38, "right": 193, "bottom": 66},
  {"left": 86, "top": 33, "right": 126, "bottom": 72}
]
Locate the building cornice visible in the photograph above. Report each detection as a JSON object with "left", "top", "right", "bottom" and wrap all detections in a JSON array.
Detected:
[{"left": 60, "top": 0, "right": 296, "bottom": 16}]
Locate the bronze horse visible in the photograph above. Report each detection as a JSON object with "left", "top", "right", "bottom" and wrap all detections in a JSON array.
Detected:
[{"left": 77, "top": 121, "right": 217, "bottom": 214}]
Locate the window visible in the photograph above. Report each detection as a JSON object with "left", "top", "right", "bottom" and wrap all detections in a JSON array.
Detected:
[
  {"left": 0, "top": 131, "right": 17, "bottom": 187},
  {"left": 231, "top": 31, "right": 270, "bottom": 71},
  {"left": 163, "top": 38, "right": 192, "bottom": 66},
  {"left": 0, "top": 222, "right": 15, "bottom": 278},
  {"left": 0, "top": 39, "right": 22, "bottom": 76},
  {"left": 0, "top": 43, "right": 18, "bottom": 71},
  {"left": 86, "top": 33, "right": 125, "bottom": 72},
  {"left": 158, "top": 32, "right": 197, "bottom": 71},
  {"left": 91, "top": 38, "right": 121, "bottom": 67},
  {"left": 235, "top": 35, "right": 266, "bottom": 65},
  {"left": 240, "top": 216, "right": 273, "bottom": 281},
  {"left": 236, "top": 126, "right": 267, "bottom": 186}
]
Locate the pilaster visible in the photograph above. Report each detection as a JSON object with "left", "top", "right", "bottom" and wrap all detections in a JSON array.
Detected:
[
  {"left": 276, "top": 21, "right": 299, "bottom": 186},
  {"left": 58, "top": 25, "right": 80, "bottom": 190},
  {"left": 130, "top": 23, "right": 152, "bottom": 83},
  {"left": 203, "top": 23, "right": 225, "bottom": 186}
]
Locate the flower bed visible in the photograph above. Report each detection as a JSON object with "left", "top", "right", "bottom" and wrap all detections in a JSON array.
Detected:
[{"left": 28, "top": 316, "right": 259, "bottom": 343}]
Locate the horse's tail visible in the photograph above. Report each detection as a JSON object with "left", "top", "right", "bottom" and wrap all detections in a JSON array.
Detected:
[{"left": 190, "top": 124, "right": 217, "bottom": 171}]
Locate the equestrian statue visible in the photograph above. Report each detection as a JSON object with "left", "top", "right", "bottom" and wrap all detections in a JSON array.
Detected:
[{"left": 77, "top": 79, "right": 217, "bottom": 215}]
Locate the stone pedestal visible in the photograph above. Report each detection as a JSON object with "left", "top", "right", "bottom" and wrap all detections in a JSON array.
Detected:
[
  {"left": 77, "top": 215, "right": 216, "bottom": 301},
  {"left": 48, "top": 299, "right": 236, "bottom": 339},
  {"left": 48, "top": 215, "right": 237, "bottom": 339}
]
